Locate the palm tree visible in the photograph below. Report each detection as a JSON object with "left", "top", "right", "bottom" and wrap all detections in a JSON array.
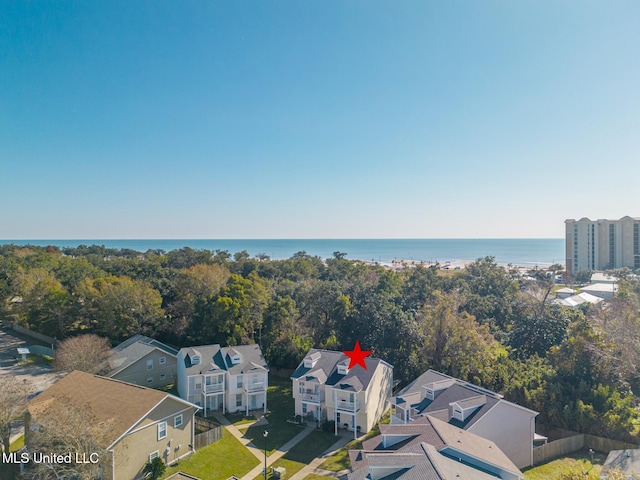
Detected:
[{"left": 143, "top": 457, "right": 166, "bottom": 480}]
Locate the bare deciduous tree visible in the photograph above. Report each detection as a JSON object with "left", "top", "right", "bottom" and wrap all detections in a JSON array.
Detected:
[
  {"left": 53, "top": 334, "right": 111, "bottom": 374},
  {"left": 0, "top": 375, "right": 30, "bottom": 454},
  {"left": 26, "top": 396, "right": 115, "bottom": 480}
]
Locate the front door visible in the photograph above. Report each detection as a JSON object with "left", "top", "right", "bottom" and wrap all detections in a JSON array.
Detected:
[{"left": 251, "top": 395, "right": 257, "bottom": 410}]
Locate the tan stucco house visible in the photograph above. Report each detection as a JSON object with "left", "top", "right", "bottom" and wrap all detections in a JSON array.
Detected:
[
  {"left": 27, "top": 370, "right": 199, "bottom": 480},
  {"left": 107, "top": 334, "right": 179, "bottom": 388}
]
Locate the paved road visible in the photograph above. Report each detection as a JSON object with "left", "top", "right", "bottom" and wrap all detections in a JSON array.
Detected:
[{"left": 0, "top": 328, "right": 62, "bottom": 392}]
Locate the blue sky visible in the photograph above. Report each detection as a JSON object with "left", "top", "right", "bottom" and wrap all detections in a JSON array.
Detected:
[{"left": 1, "top": 1, "right": 639, "bottom": 239}]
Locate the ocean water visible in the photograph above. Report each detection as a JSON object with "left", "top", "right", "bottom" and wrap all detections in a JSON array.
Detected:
[{"left": 1, "top": 239, "right": 565, "bottom": 267}]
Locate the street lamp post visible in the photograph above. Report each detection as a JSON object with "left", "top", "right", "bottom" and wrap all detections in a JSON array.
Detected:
[{"left": 263, "top": 430, "right": 269, "bottom": 480}]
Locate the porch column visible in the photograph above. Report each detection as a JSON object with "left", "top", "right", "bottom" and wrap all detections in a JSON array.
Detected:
[{"left": 334, "top": 389, "right": 338, "bottom": 436}]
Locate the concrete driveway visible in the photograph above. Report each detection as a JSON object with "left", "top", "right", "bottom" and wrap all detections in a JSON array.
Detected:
[{"left": 0, "top": 328, "right": 63, "bottom": 393}]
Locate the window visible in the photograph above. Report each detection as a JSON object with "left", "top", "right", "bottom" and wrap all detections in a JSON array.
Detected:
[
  {"left": 237, "top": 376, "right": 243, "bottom": 389},
  {"left": 147, "top": 359, "right": 153, "bottom": 370},
  {"left": 147, "top": 376, "right": 153, "bottom": 385},
  {"left": 195, "top": 380, "right": 202, "bottom": 390},
  {"left": 158, "top": 422, "right": 167, "bottom": 440},
  {"left": 174, "top": 414, "right": 183, "bottom": 428},
  {"left": 160, "top": 374, "right": 166, "bottom": 381},
  {"left": 302, "top": 403, "right": 307, "bottom": 414},
  {"left": 236, "top": 394, "right": 242, "bottom": 407},
  {"left": 149, "top": 451, "right": 159, "bottom": 462},
  {"left": 159, "top": 356, "right": 166, "bottom": 365}
]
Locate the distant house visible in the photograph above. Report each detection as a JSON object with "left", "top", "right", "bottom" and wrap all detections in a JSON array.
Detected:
[
  {"left": 291, "top": 349, "right": 393, "bottom": 438},
  {"left": 590, "top": 272, "right": 619, "bottom": 284},
  {"left": 177, "top": 344, "right": 269, "bottom": 416},
  {"left": 348, "top": 415, "right": 523, "bottom": 480},
  {"left": 107, "top": 334, "right": 179, "bottom": 388},
  {"left": 581, "top": 282, "right": 617, "bottom": 300},
  {"left": 554, "top": 292, "right": 604, "bottom": 308},
  {"left": 27, "top": 370, "right": 199, "bottom": 480},
  {"left": 389, "top": 369, "right": 538, "bottom": 469},
  {"left": 555, "top": 287, "right": 576, "bottom": 299}
]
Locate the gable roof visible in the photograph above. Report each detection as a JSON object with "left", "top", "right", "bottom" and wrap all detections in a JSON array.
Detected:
[
  {"left": 108, "top": 334, "right": 178, "bottom": 376},
  {"left": 291, "top": 348, "right": 392, "bottom": 391},
  {"left": 221, "top": 344, "right": 269, "bottom": 375},
  {"left": 602, "top": 449, "right": 640, "bottom": 476},
  {"left": 179, "top": 344, "right": 269, "bottom": 376},
  {"left": 180, "top": 345, "right": 225, "bottom": 375},
  {"left": 349, "top": 441, "right": 513, "bottom": 480},
  {"left": 28, "top": 370, "right": 195, "bottom": 449},
  {"left": 392, "top": 369, "right": 536, "bottom": 428},
  {"left": 353, "top": 415, "right": 521, "bottom": 479}
]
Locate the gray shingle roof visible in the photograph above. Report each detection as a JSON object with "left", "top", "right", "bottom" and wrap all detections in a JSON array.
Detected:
[
  {"left": 179, "top": 344, "right": 268, "bottom": 376},
  {"left": 291, "top": 348, "right": 391, "bottom": 391},
  {"left": 108, "top": 334, "right": 178, "bottom": 375},
  {"left": 357, "top": 415, "right": 521, "bottom": 478},
  {"left": 222, "top": 344, "right": 268, "bottom": 375}
]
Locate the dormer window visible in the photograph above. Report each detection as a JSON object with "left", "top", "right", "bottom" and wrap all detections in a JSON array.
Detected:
[
  {"left": 453, "top": 407, "right": 465, "bottom": 421},
  {"left": 231, "top": 355, "right": 241, "bottom": 365},
  {"left": 191, "top": 355, "right": 200, "bottom": 365},
  {"left": 337, "top": 364, "right": 349, "bottom": 375},
  {"left": 303, "top": 351, "right": 321, "bottom": 368},
  {"left": 425, "top": 388, "right": 434, "bottom": 400}
]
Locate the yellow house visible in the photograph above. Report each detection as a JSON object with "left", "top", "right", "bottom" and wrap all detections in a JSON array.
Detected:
[{"left": 27, "top": 370, "right": 199, "bottom": 480}]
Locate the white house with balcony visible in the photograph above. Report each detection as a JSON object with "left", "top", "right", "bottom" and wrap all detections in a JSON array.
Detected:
[
  {"left": 177, "top": 344, "right": 268, "bottom": 417},
  {"left": 291, "top": 349, "right": 393, "bottom": 439}
]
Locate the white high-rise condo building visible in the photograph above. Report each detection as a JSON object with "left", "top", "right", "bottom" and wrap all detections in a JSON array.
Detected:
[{"left": 565, "top": 216, "right": 640, "bottom": 277}]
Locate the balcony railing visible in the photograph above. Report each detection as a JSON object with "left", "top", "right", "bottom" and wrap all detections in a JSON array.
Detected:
[
  {"left": 204, "top": 383, "right": 224, "bottom": 394},
  {"left": 336, "top": 400, "right": 360, "bottom": 412},
  {"left": 301, "top": 392, "right": 322, "bottom": 403},
  {"left": 244, "top": 382, "right": 266, "bottom": 393}
]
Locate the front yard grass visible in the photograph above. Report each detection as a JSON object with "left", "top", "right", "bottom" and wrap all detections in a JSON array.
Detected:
[
  {"left": 224, "top": 412, "right": 257, "bottom": 428},
  {"left": 319, "top": 424, "right": 382, "bottom": 472},
  {"left": 242, "top": 376, "right": 302, "bottom": 455},
  {"left": 162, "top": 429, "right": 259, "bottom": 480},
  {"left": 523, "top": 449, "right": 606, "bottom": 479},
  {"left": 9, "top": 434, "right": 24, "bottom": 452},
  {"left": 302, "top": 475, "right": 330, "bottom": 480},
  {"left": 254, "top": 430, "right": 339, "bottom": 480}
]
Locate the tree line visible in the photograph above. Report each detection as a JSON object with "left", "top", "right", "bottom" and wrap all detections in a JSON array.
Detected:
[{"left": 2, "top": 244, "right": 640, "bottom": 442}]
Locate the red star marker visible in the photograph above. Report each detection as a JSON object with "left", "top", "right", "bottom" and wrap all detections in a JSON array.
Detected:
[{"left": 342, "top": 340, "right": 372, "bottom": 370}]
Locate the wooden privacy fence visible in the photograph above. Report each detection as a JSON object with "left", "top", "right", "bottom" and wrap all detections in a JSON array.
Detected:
[
  {"left": 10, "top": 323, "right": 58, "bottom": 346},
  {"left": 534, "top": 433, "right": 640, "bottom": 465},
  {"left": 194, "top": 417, "right": 222, "bottom": 450}
]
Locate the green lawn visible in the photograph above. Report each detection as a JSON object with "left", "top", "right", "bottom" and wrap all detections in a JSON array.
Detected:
[
  {"left": 17, "top": 353, "right": 53, "bottom": 367},
  {"left": 254, "top": 431, "right": 340, "bottom": 480},
  {"left": 161, "top": 429, "right": 259, "bottom": 480},
  {"left": 302, "top": 475, "right": 331, "bottom": 480},
  {"left": 225, "top": 412, "right": 257, "bottom": 428},
  {"left": 524, "top": 450, "right": 606, "bottom": 480},
  {"left": 319, "top": 424, "right": 381, "bottom": 472},
  {"left": 9, "top": 434, "right": 24, "bottom": 452},
  {"left": 242, "top": 376, "right": 302, "bottom": 455}
]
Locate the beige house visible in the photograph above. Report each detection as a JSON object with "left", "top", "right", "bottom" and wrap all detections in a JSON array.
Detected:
[
  {"left": 107, "top": 334, "right": 179, "bottom": 388},
  {"left": 291, "top": 349, "right": 393, "bottom": 438},
  {"left": 27, "top": 370, "right": 199, "bottom": 480}
]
